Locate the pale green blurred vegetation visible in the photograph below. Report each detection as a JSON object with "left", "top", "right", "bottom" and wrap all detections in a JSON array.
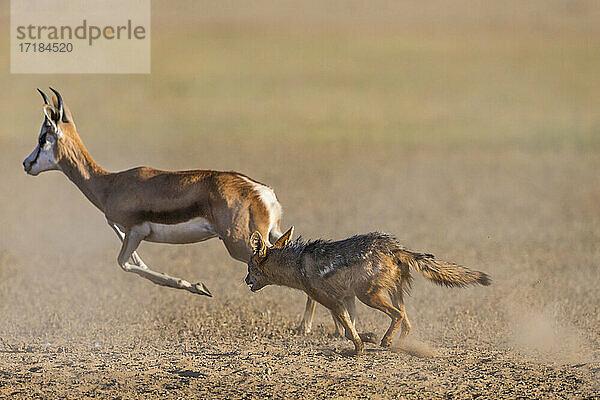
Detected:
[{"left": 1, "top": 0, "right": 599, "bottom": 153}]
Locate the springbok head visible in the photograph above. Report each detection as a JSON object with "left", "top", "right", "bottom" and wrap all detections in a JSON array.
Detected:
[{"left": 23, "top": 88, "right": 76, "bottom": 176}]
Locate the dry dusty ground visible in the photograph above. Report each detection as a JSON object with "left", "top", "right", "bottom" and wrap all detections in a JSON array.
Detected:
[
  {"left": 1, "top": 1, "right": 600, "bottom": 398},
  {"left": 0, "top": 145, "right": 599, "bottom": 399}
]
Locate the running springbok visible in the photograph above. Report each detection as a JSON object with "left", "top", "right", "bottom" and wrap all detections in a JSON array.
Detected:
[{"left": 22, "top": 88, "right": 344, "bottom": 333}]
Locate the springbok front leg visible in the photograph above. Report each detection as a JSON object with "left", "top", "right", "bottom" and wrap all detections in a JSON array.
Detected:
[{"left": 112, "top": 223, "right": 212, "bottom": 297}]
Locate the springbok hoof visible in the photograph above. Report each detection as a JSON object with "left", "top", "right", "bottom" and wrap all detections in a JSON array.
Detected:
[
  {"left": 192, "top": 282, "right": 212, "bottom": 297},
  {"left": 296, "top": 325, "right": 312, "bottom": 335}
]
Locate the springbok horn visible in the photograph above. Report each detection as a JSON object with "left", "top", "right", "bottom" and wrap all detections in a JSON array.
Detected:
[
  {"left": 37, "top": 88, "right": 49, "bottom": 105},
  {"left": 48, "top": 87, "right": 63, "bottom": 119}
]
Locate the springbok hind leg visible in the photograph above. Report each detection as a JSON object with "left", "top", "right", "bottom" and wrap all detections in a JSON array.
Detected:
[
  {"left": 109, "top": 223, "right": 146, "bottom": 267},
  {"left": 297, "top": 297, "right": 345, "bottom": 336},
  {"left": 299, "top": 297, "right": 358, "bottom": 337},
  {"left": 298, "top": 297, "right": 317, "bottom": 334},
  {"left": 108, "top": 222, "right": 212, "bottom": 297}
]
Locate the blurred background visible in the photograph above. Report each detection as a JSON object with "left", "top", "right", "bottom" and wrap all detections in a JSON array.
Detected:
[
  {"left": 0, "top": 1, "right": 599, "bottom": 396},
  {"left": 2, "top": 0, "right": 598, "bottom": 250}
]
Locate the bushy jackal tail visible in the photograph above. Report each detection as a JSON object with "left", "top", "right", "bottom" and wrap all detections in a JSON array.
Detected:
[{"left": 395, "top": 249, "right": 491, "bottom": 287}]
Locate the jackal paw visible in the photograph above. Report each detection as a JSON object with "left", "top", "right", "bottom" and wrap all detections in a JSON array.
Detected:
[
  {"left": 359, "top": 332, "right": 378, "bottom": 344},
  {"left": 353, "top": 345, "right": 364, "bottom": 356}
]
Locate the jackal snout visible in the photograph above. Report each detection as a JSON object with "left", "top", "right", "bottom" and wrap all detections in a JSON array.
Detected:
[{"left": 244, "top": 269, "right": 264, "bottom": 292}]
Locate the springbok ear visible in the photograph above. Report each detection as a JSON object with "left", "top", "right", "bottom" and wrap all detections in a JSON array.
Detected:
[
  {"left": 42, "top": 105, "right": 63, "bottom": 138},
  {"left": 43, "top": 105, "right": 59, "bottom": 122},
  {"left": 250, "top": 231, "right": 267, "bottom": 257},
  {"left": 273, "top": 226, "right": 294, "bottom": 248},
  {"left": 62, "top": 105, "right": 75, "bottom": 125}
]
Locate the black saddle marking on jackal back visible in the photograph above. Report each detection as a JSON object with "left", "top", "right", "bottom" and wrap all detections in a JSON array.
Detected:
[{"left": 283, "top": 232, "right": 399, "bottom": 280}]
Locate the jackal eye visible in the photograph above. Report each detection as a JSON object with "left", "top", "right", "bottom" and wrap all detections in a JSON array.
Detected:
[{"left": 38, "top": 136, "right": 45, "bottom": 145}]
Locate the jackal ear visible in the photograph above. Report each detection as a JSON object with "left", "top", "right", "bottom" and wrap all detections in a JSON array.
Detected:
[
  {"left": 250, "top": 231, "right": 267, "bottom": 257},
  {"left": 272, "top": 226, "right": 294, "bottom": 248}
]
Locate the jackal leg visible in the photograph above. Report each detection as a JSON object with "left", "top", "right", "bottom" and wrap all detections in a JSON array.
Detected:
[
  {"left": 331, "top": 306, "right": 364, "bottom": 355},
  {"left": 357, "top": 290, "right": 406, "bottom": 347},
  {"left": 390, "top": 290, "right": 411, "bottom": 343},
  {"left": 109, "top": 223, "right": 211, "bottom": 297},
  {"left": 344, "top": 297, "right": 355, "bottom": 325},
  {"left": 343, "top": 296, "right": 377, "bottom": 344}
]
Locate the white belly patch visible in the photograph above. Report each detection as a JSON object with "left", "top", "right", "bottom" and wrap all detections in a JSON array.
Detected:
[{"left": 145, "top": 217, "right": 217, "bottom": 244}]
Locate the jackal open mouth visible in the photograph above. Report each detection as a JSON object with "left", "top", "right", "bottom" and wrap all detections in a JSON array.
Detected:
[
  {"left": 245, "top": 277, "right": 263, "bottom": 292},
  {"left": 247, "top": 281, "right": 261, "bottom": 292}
]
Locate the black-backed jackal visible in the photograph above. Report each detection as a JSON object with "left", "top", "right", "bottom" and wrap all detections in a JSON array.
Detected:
[{"left": 245, "top": 227, "right": 490, "bottom": 355}]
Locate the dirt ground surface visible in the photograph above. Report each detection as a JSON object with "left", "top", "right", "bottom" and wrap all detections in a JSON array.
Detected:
[
  {"left": 1, "top": 147, "right": 599, "bottom": 399},
  {"left": 2, "top": 1, "right": 600, "bottom": 398}
]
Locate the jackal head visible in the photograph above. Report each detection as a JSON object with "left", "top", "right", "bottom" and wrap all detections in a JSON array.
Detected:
[
  {"left": 23, "top": 88, "right": 75, "bottom": 176},
  {"left": 245, "top": 226, "right": 294, "bottom": 292}
]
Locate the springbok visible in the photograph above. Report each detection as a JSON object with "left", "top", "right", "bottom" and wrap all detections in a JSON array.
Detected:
[{"left": 22, "top": 88, "right": 344, "bottom": 333}]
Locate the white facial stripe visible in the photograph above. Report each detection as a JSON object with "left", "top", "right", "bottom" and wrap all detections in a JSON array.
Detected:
[
  {"left": 33, "top": 143, "right": 58, "bottom": 171},
  {"left": 25, "top": 134, "right": 59, "bottom": 175},
  {"left": 42, "top": 139, "right": 53, "bottom": 151},
  {"left": 54, "top": 124, "right": 63, "bottom": 139}
]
